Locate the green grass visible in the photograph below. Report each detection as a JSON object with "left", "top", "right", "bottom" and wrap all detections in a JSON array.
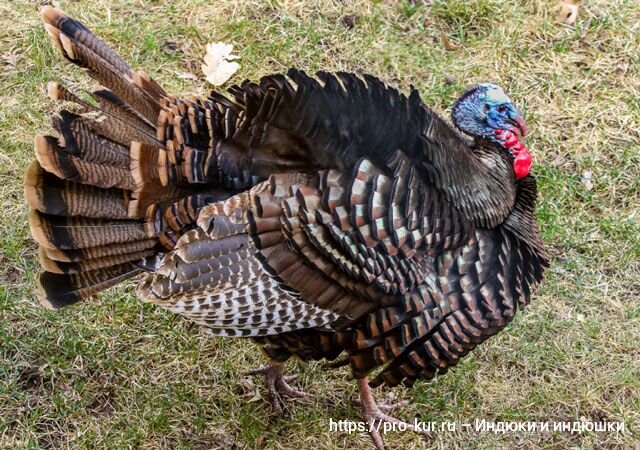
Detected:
[{"left": 1, "top": 0, "right": 639, "bottom": 448}]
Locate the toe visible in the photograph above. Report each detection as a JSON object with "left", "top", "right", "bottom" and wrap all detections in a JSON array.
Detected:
[
  {"left": 366, "top": 419, "right": 386, "bottom": 450},
  {"left": 377, "top": 400, "right": 409, "bottom": 414},
  {"left": 275, "top": 378, "right": 308, "bottom": 399}
]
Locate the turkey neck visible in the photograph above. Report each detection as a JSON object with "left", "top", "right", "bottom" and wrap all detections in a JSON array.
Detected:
[
  {"left": 443, "top": 139, "right": 517, "bottom": 228},
  {"left": 472, "top": 140, "right": 516, "bottom": 185}
]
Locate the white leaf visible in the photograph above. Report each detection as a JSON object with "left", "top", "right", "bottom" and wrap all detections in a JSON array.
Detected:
[
  {"left": 202, "top": 42, "right": 240, "bottom": 86},
  {"left": 582, "top": 170, "right": 593, "bottom": 191}
]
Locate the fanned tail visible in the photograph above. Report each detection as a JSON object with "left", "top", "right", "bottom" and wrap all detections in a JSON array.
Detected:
[{"left": 27, "top": 7, "right": 219, "bottom": 309}]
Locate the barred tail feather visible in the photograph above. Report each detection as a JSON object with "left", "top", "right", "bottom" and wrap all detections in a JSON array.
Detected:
[
  {"left": 40, "top": 6, "right": 164, "bottom": 123},
  {"left": 39, "top": 264, "right": 143, "bottom": 309},
  {"left": 28, "top": 7, "right": 176, "bottom": 308},
  {"left": 30, "top": 7, "right": 238, "bottom": 309},
  {"left": 38, "top": 246, "right": 155, "bottom": 274},
  {"left": 25, "top": 161, "right": 129, "bottom": 219},
  {"left": 41, "top": 239, "right": 158, "bottom": 263},
  {"left": 34, "top": 135, "right": 135, "bottom": 191}
]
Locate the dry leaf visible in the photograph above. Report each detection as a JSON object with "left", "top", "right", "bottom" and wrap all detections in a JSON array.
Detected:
[
  {"left": 202, "top": 42, "right": 240, "bottom": 86},
  {"left": 1, "top": 51, "right": 18, "bottom": 67},
  {"left": 557, "top": 0, "right": 579, "bottom": 25},
  {"left": 247, "top": 390, "right": 262, "bottom": 403},
  {"left": 238, "top": 378, "right": 256, "bottom": 391},
  {"left": 582, "top": 170, "right": 593, "bottom": 191},
  {"left": 552, "top": 153, "right": 567, "bottom": 167},
  {"left": 440, "top": 32, "right": 459, "bottom": 51},
  {"left": 238, "top": 377, "right": 262, "bottom": 402}
]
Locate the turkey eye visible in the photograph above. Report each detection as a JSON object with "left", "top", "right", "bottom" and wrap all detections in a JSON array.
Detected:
[{"left": 497, "top": 105, "right": 507, "bottom": 113}]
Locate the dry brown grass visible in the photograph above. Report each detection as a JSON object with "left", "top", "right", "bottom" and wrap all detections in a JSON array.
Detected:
[{"left": 1, "top": 0, "right": 639, "bottom": 448}]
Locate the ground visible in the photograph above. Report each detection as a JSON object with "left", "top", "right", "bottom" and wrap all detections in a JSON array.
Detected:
[{"left": 0, "top": 0, "right": 639, "bottom": 448}]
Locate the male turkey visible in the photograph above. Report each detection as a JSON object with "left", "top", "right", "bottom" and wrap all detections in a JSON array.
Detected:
[{"left": 26, "top": 7, "right": 548, "bottom": 448}]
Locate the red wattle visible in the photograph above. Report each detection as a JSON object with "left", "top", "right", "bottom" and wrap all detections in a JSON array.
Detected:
[
  {"left": 513, "top": 148, "right": 532, "bottom": 179},
  {"left": 495, "top": 129, "right": 533, "bottom": 178}
]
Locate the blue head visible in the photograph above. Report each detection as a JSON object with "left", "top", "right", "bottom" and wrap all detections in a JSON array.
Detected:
[{"left": 451, "top": 83, "right": 527, "bottom": 142}]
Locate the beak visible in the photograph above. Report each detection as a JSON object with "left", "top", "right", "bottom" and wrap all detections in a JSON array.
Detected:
[{"left": 507, "top": 116, "right": 527, "bottom": 137}]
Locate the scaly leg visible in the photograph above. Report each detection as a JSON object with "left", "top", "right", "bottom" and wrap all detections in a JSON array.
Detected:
[
  {"left": 356, "top": 377, "right": 430, "bottom": 449},
  {"left": 245, "top": 364, "right": 308, "bottom": 415}
]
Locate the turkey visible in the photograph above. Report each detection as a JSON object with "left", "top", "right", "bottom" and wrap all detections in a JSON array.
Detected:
[{"left": 25, "top": 7, "right": 548, "bottom": 448}]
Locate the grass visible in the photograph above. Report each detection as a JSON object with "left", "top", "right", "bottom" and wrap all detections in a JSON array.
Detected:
[{"left": 1, "top": 0, "right": 639, "bottom": 448}]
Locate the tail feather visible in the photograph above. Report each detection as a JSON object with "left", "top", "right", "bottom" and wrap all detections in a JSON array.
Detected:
[
  {"left": 47, "top": 81, "right": 94, "bottom": 110},
  {"left": 47, "top": 82, "right": 160, "bottom": 148},
  {"left": 54, "top": 110, "right": 130, "bottom": 166},
  {"left": 29, "top": 211, "right": 150, "bottom": 250},
  {"left": 128, "top": 142, "right": 197, "bottom": 218},
  {"left": 39, "top": 246, "right": 155, "bottom": 274},
  {"left": 41, "top": 7, "right": 133, "bottom": 77},
  {"left": 35, "top": 135, "right": 135, "bottom": 190},
  {"left": 25, "top": 161, "right": 129, "bottom": 219},
  {"left": 41, "top": 6, "right": 164, "bottom": 123},
  {"left": 92, "top": 89, "right": 156, "bottom": 130},
  {"left": 42, "top": 239, "right": 158, "bottom": 263},
  {"left": 39, "top": 263, "right": 142, "bottom": 309}
]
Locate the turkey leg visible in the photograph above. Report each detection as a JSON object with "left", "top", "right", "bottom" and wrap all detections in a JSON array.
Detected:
[
  {"left": 245, "top": 364, "right": 308, "bottom": 414},
  {"left": 356, "top": 377, "right": 430, "bottom": 449}
]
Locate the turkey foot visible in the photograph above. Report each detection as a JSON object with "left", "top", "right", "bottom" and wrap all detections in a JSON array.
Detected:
[
  {"left": 356, "top": 377, "right": 430, "bottom": 449},
  {"left": 245, "top": 364, "right": 308, "bottom": 415}
]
